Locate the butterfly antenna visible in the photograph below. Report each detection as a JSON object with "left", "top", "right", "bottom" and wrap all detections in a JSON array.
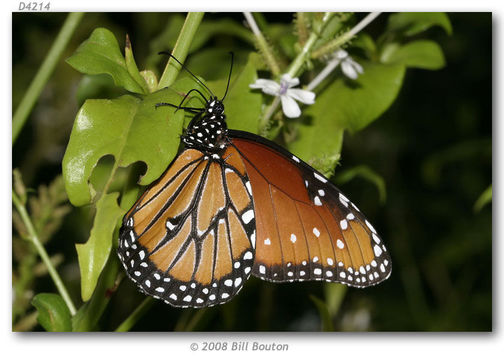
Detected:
[
  {"left": 158, "top": 51, "right": 215, "bottom": 97},
  {"left": 221, "top": 52, "right": 234, "bottom": 101}
]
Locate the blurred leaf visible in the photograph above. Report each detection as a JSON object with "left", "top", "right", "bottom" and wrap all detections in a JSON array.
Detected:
[
  {"left": 422, "top": 139, "right": 491, "bottom": 187},
  {"left": 186, "top": 48, "right": 249, "bottom": 81},
  {"left": 382, "top": 40, "right": 446, "bottom": 70},
  {"left": 32, "top": 293, "right": 72, "bottom": 332},
  {"left": 62, "top": 90, "right": 185, "bottom": 207},
  {"left": 387, "top": 12, "right": 453, "bottom": 36},
  {"left": 334, "top": 165, "right": 387, "bottom": 204},
  {"left": 474, "top": 185, "right": 492, "bottom": 213},
  {"left": 76, "top": 192, "right": 124, "bottom": 301},
  {"left": 72, "top": 257, "right": 119, "bottom": 331},
  {"left": 13, "top": 169, "right": 27, "bottom": 205},
  {"left": 66, "top": 28, "right": 146, "bottom": 94},
  {"left": 288, "top": 61, "right": 405, "bottom": 163},
  {"left": 309, "top": 295, "right": 335, "bottom": 331},
  {"left": 352, "top": 33, "right": 377, "bottom": 59},
  {"left": 324, "top": 283, "right": 347, "bottom": 318}
]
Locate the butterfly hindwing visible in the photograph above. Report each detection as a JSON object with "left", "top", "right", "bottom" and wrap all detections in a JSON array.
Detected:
[
  {"left": 118, "top": 148, "right": 255, "bottom": 308},
  {"left": 228, "top": 130, "right": 392, "bottom": 287}
]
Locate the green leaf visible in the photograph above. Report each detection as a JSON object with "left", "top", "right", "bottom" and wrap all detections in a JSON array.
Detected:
[
  {"left": 66, "top": 28, "right": 146, "bottom": 94},
  {"left": 288, "top": 61, "right": 405, "bottom": 163},
  {"left": 382, "top": 40, "right": 446, "bottom": 70},
  {"left": 309, "top": 295, "right": 335, "bottom": 331},
  {"left": 474, "top": 185, "right": 492, "bottom": 213},
  {"left": 76, "top": 192, "right": 124, "bottom": 301},
  {"left": 72, "top": 256, "right": 119, "bottom": 331},
  {"left": 334, "top": 165, "right": 387, "bottom": 204},
  {"left": 32, "top": 293, "right": 72, "bottom": 332},
  {"left": 387, "top": 12, "right": 452, "bottom": 37},
  {"left": 125, "top": 34, "right": 149, "bottom": 94},
  {"left": 62, "top": 90, "right": 184, "bottom": 207}
]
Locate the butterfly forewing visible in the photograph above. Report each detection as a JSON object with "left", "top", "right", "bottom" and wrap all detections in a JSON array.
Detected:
[
  {"left": 118, "top": 147, "right": 256, "bottom": 308},
  {"left": 229, "top": 130, "right": 392, "bottom": 287}
]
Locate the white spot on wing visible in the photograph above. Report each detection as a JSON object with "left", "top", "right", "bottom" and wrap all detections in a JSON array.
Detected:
[
  {"left": 314, "top": 172, "right": 328, "bottom": 183},
  {"left": 242, "top": 209, "right": 254, "bottom": 224}
]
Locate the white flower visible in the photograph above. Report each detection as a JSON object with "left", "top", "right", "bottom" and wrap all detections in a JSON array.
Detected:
[
  {"left": 250, "top": 74, "right": 316, "bottom": 118},
  {"left": 334, "top": 49, "right": 364, "bottom": 80}
]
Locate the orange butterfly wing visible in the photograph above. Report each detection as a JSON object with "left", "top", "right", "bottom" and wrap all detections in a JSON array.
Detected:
[
  {"left": 229, "top": 132, "right": 391, "bottom": 287},
  {"left": 118, "top": 147, "right": 256, "bottom": 308}
]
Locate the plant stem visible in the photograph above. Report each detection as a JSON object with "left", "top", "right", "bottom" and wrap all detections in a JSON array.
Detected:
[
  {"left": 243, "top": 12, "right": 281, "bottom": 77},
  {"left": 259, "top": 13, "right": 335, "bottom": 132},
  {"left": 287, "top": 12, "right": 335, "bottom": 78},
  {"left": 157, "top": 12, "right": 204, "bottom": 89},
  {"left": 115, "top": 297, "right": 154, "bottom": 332},
  {"left": 12, "top": 12, "right": 84, "bottom": 145},
  {"left": 12, "top": 191, "right": 77, "bottom": 316},
  {"left": 311, "top": 12, "right": 381, "bottom": 59}
]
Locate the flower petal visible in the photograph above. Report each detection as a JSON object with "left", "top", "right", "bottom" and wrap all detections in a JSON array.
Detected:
[
  {"left": 287, "top": 88, "right": 316, "bottom": 105},
  {"left": 341, "top": 60, "right": 359, "bottom": 80},
  {"left": 349, "top": 59, "right": 364, "bottom": 75},
  {"left": 250, "top": 78, "right": 281, "bottom": 96},
  {"left": 280, "top": 74, "right": 300, "bottom": 88},
  {"left": 280, "top": 95, "right": 301, "bottom": 118},
  {"left": 335, "top": 49, "right": 349, "bottom": 60}
]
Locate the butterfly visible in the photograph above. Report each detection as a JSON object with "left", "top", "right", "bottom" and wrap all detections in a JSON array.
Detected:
[{"left": 117, "top": 52, "right": 392, "bottom": 308}]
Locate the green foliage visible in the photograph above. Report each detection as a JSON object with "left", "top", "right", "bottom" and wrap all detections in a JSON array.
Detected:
[
  {"left": 32, "top": 293, "right": 72, "bottom": 332},
  {"left": 381, "top": 40, "right": 446, "bottom": 70},
  {"left": 76, "top": 192, "right": 124, "bottom": 301},
  {"left": 386, "top": 12, "right": 453, "bottom": 37},
  {"left": 288, "top": 61, "right": 405, "bottom": 166},
  {"left": 72, "top": 257, "right": 119, "bottom": 331}
]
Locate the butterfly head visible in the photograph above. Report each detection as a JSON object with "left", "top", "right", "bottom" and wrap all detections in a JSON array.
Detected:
[{"left": 206, "top": 96, "right": 225, "bottom": 116}]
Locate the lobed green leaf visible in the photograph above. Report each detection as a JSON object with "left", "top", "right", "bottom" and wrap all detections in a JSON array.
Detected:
[
  {"left": 66, "top": 28, "right": 146, "bottom": 94},
  {"left": 62, "top": 90, "right": 184, "bottom": 207}
]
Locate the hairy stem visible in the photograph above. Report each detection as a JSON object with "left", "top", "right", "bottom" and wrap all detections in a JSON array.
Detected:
[
  {"left": 243, "top": 12, "right": 281, "bottom": 77},
  {"left": 312, "top": 12, "right": 381, "bottom": 59}
]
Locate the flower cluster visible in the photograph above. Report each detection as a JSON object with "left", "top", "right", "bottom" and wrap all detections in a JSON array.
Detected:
[{"left": 250, "top": 74, "right": 315, "bottom": 118}]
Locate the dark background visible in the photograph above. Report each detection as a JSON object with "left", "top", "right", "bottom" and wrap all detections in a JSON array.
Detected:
[{"left": 12, "top": 12, "right": 492, "bottom": 331}]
